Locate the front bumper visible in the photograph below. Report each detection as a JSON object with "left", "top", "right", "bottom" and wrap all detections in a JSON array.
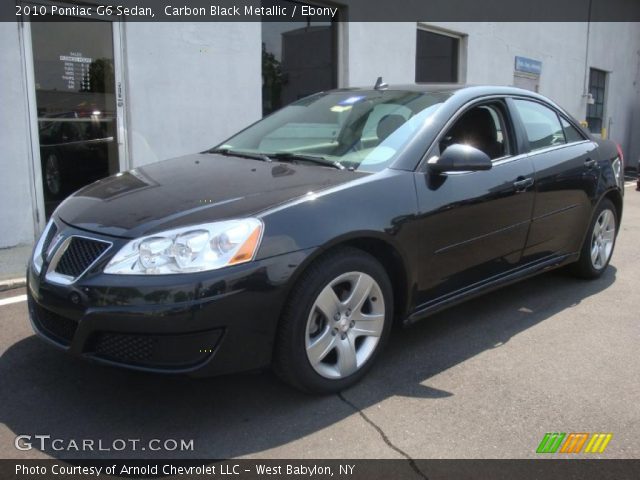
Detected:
[{"left": 27, "top": 226, "right": 314, "bottom": 376}]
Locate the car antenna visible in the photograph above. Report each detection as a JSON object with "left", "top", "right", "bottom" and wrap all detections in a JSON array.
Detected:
[{"left": 374, "top": 76, "right": 388, "bottom": 90}]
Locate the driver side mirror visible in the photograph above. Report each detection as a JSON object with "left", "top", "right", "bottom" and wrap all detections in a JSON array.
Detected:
[{"left": 427, "top": 144, "right": 492, "bottom": 174}]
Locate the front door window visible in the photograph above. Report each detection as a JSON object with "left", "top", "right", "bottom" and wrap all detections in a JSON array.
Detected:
[{"left": 440, "top": 104, "right": 511, "bottom": 160}]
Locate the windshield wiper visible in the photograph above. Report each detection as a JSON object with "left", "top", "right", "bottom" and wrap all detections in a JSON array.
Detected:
[
  {"left": 269, "top": 152, "right": 345, "bottom": 170},
  {"left": 210, "top": 148, "right": 348, "bottom": 170},
  {"left": 209, "top": 148, "right": 272, "bottom": 162}
]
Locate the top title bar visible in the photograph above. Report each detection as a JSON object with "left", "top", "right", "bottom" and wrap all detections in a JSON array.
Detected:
[{"left": 4, "top": 0, "right": 640, "bottom": 22}]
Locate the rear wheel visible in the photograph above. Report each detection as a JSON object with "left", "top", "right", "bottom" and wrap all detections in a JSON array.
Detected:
[
  {"left": 274, "top": 248, "right": 393, "bottom": 393},
  {"left": 571, "top": 198, "right": 617, "bottom": 279}
]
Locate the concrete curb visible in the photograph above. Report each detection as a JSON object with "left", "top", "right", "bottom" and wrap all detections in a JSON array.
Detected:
[{"left": 0, "top": 278, "right": 26, "bottom": 292}]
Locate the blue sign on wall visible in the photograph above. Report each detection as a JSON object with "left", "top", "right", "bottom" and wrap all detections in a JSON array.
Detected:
[{"left": 515, "top": 56, "right": 542, "bottom": 75}]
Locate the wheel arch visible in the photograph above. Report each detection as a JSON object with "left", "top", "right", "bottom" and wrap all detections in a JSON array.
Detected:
[
  {"left": 283, "top": 232, "right": 413, "bottom": 324},
  {"left": 601, "top": 188, "right": 623, "bottom": 228},
  {"left": 339, "top": 236, "right": 411, "bottom": 322},
  {"left": 575, "top": 187, "right": 623, "bottom": 262}
]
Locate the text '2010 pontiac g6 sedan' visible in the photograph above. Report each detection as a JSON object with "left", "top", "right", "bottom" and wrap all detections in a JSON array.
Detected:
[{"left": 28, "top": 84, "right": 624, "bottom": 393}]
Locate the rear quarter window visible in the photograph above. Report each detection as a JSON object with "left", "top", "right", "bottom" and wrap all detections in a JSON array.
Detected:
[{"left": 560, "top": 116, "right": 586, "bottom": 143}]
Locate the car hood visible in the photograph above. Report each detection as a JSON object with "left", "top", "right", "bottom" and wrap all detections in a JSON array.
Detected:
[{"left": 57, "top": 153, "right": 368, "bottom": 238}]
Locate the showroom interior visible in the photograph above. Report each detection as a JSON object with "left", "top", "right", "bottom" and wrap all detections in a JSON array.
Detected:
[{"left": 1, "top": 0, "right": 639, "bottom": 268}]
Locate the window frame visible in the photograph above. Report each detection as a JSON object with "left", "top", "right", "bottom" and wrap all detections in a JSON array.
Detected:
[
  {"left": 418, "top": 94, "right": 592, "bottom": 173},
  {"left": 437, "top": 102, "right": 514, "bottom": 162},
  {"left": 558, "top": 114, "right": 588, "bottom": 144},
  {"left": 419, "top": 96, "right": 520, "bottom": 173},
  {"left": 507, "top": 96, "right": 590, "bottom": 156},
  {"left": 415, "top": 24, "right": 465, "bottom": 84},
  {"left": 511, "top": 98, "right": 567, "bottom": 152},
  {"left": 586, "top": 67, "right": 607, "bottom": 135}
]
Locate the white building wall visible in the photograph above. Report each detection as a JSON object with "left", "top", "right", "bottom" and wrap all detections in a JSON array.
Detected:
[
  {"left": 346, "top": 22, "right": 640, "bottom": 160},
  {"left": 0, "top": 22, "right": 36, "bottom": 249},
  {"left": 431, "top": 23, "right": 588, "bottom": 115},
  {"left": 346, "top": 22, "right": 416, "bottom": 86},
  {"left": 431, "top": 22, "right": 640, "bottom": 159},
  {"left": 1, "top": 20, "right": 639, "bottom": 252},
  {"left": 586, "top": 22, "right": 640, "bottom": 161},
  {"left": 123, "top": 22, "right": 262, "bottom": 168}
]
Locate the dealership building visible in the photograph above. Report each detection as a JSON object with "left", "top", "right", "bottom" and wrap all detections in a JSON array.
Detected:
[{"left": 1, "top": 1, "right": 639, "bottom": 267}]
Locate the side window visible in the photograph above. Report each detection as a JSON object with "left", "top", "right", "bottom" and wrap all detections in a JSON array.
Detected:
[
  {"left": 440, "top": 103, "right": 510, "bottom": 160},
  {"left": 560, "top": 116, "right": 586, "bottom": 143},
  {"left": 513, "top": 99, "right": 565, "bottom": 151}
]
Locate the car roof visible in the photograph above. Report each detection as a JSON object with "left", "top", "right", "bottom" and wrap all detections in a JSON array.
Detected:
[
  {"left": 333, "top": 83, "right": 547, "bottom": 99},
  {"left": 330, "top": 83, "right": 581, "bottom": 129}
]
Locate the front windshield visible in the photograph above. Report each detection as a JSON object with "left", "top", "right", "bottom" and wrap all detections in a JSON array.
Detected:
[{"left": 216, "top": 90, "right": 450, "bottom": 172}]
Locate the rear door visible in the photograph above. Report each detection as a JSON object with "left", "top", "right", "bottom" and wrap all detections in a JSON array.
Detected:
[
  {"left": 509, "top": 98, "right": 599, "bottom": 262},
  {"left": 413, "top": 99, "right": 536, "bottom": 306}
]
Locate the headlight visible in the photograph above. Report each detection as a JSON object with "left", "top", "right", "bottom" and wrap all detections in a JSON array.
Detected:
[
  {"left": 612, "top": 157, "right": 623, "bottom": 189},
  {"left": 104, "top": 218, "right": 263, "bottom": 275}
]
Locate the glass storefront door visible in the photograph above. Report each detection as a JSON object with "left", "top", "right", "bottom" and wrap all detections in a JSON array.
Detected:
[{"left": 29, "top": 19, "right": 120, "bottom": 219}]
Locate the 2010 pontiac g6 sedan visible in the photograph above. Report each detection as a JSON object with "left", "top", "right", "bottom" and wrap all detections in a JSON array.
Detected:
[{"left": 28, "top": 85, "right": 624, "bottom": 393}]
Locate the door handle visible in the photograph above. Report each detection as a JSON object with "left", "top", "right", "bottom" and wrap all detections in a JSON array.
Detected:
[
  {"left": 584, "top": 158, "right": 597, "bottom": 169},
  {"left": 513, "top": 177, "right": 534, "bottom": 192}
]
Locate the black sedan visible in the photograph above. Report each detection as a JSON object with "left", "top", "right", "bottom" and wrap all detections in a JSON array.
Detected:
[{"left": 28, "top": 85, "right": 624, "bottom": 393}]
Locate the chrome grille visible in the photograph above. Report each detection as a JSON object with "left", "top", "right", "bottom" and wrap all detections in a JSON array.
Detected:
[
  {"left": 41, "top": 222, "right": 58, "bottom": 258},
  {"left": 54, "top": 237, "right": 111, "bottom": 278}
]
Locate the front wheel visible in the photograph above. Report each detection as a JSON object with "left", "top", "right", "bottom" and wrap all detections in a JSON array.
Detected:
[
  {"left": 571, "top": 198, "right": 617, "bottom": 279},
  {"left": 274, "top": 248, "right": 393, "bottom": 393}
]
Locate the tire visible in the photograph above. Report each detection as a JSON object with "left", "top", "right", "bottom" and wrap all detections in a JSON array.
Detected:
[
  {"left": 274, "top": 247, "right": 393, "bottom": 393},
  {"left": 571, "top": 198, "right": 617, "bottom": 279}
]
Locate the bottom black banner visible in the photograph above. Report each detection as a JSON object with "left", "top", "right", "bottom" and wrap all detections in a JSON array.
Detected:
[{"left": 2, "top": 459, "right": 640, "bottom": 480}]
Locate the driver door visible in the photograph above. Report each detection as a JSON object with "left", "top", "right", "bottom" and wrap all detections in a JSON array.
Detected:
[{"left": 412, "top": 100, "right": 536, "bottom": 307}]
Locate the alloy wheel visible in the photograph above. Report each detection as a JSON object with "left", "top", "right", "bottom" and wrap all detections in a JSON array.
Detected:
[
  {"left": 305, "top": 271, "right": 385, "bottom": 379},
  {"left": 590, "top": 208, "right": 616, "bottom": 270}
]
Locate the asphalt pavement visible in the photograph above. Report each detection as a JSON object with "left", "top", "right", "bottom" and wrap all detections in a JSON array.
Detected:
[{"left": 1, "top": 182, "right": 638, "bottom": 460}]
